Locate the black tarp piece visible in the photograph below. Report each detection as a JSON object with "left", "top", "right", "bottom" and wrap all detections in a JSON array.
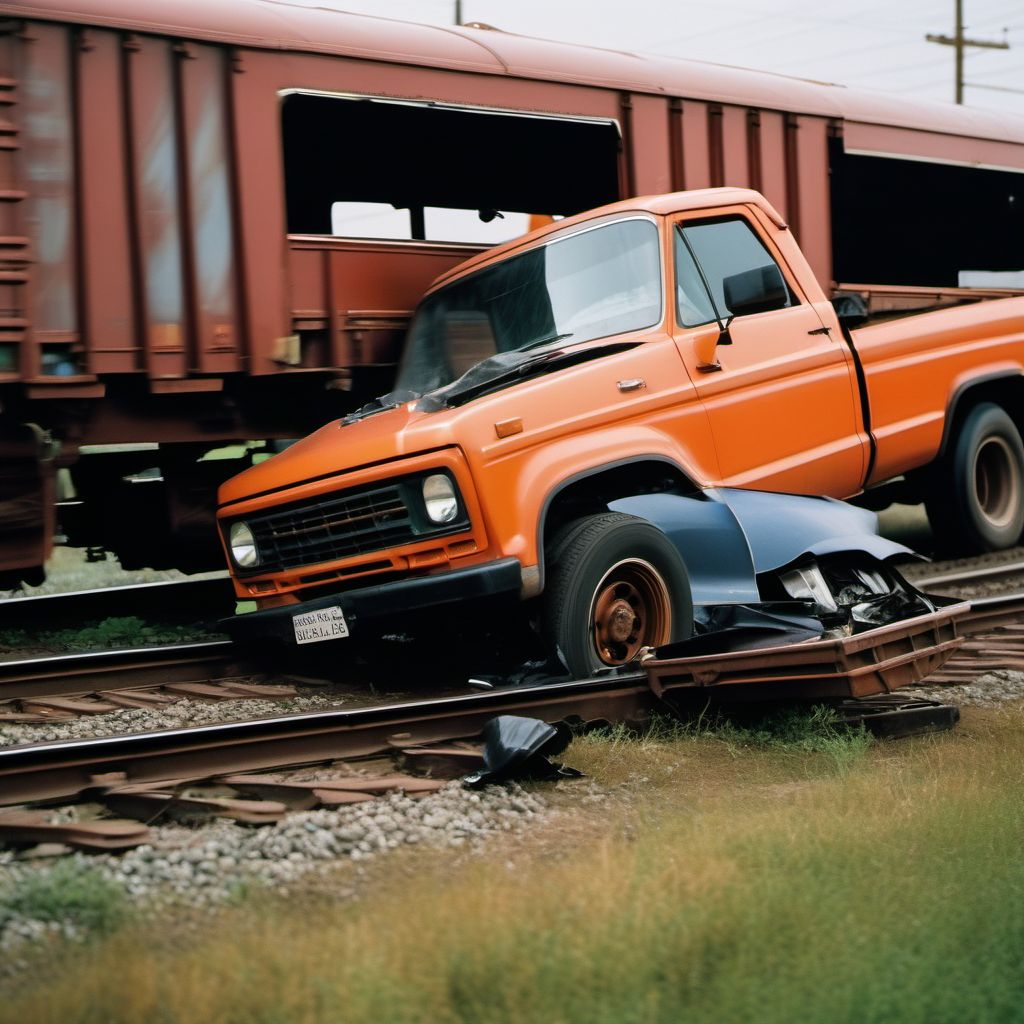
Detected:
[{"left": 463, "top": 715, "right": 583, "bottom": 788}]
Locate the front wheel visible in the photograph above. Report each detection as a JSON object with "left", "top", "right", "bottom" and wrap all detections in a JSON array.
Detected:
[
  {"left": 542, "top": 512, "right": 693, "bottom": 678},
  {"left": 925, "top": 402, "right": 1024, "bottom": 554}
]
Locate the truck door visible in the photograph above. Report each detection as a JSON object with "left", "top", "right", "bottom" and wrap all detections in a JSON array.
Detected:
[{"left": 671, "top": 211, "right": 867, "bottom": 497}]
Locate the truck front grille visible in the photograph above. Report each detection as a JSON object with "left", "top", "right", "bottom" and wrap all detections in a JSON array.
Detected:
[{"left": 247, "top": 483, "right": 416, "bottom": 574}]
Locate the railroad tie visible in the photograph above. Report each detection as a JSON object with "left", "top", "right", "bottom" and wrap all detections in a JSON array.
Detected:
[
  {"left": 98, "top": 784, "right": 288, "bottom": 825},
  {"left": 0, "top": 810, "right": 150, "bottom": 851}
]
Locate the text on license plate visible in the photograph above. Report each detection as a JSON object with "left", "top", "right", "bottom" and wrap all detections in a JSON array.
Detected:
[{"left": 293, "top": 605, "right": 349, "bottom": 645}]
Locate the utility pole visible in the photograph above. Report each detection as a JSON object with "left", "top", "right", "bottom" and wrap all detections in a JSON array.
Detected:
[
  {"left": 926, "top": 0, "right": 1009, "bottom": 104},
  {"left": 455, "top": 0, "right": 462, "bottom": 25}
]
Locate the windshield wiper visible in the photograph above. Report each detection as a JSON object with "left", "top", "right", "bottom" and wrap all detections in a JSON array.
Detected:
[
  {"left": 341, "top": 389, "right": 417, "bottom": 426},
  {"left": 517, "top": 332, "right": 574, "bottom": 353},
  {"left": 343, "top": 336, "right": 574, "bottom": 426},
  {"left": 419, "top": 340, "right": 639, "bottom": 411}
]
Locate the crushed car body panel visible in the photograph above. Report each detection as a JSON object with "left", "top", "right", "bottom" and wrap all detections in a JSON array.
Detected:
[{"left": 608, "top": 488, "right": 913, "bottom": 607}]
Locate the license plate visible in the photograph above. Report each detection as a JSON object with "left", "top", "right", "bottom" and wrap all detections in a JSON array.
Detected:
[{"left": 292, "top": 605, "right": 349, "bottom": 645}]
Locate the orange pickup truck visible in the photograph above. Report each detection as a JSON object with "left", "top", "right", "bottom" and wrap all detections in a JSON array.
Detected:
[{"left": 217, "top": 188, "right": 1024, "bottom": 674}]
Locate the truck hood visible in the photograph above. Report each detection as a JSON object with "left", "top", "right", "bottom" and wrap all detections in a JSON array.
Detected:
[
  {"left": 218, "top": 402, "right": 455, "bottom": 507},
  {"left": 219, "top": 338, "right": 644, "bottom": 507}
]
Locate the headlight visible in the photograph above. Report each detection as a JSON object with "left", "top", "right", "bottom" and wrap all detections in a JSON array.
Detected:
[
  {"left": 229, "top": 521, "right": 259, "bottom": 568},
  {"left": 422, "top": 473, "right": 459, "bottom": 524}
]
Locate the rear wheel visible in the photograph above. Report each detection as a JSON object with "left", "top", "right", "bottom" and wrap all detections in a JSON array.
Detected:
[
  {"left": 542, "top": 512, "right": 693, "bottom": 678},
  {"left": 925, "top": 402, "right": 1024, "bottom": 553}
]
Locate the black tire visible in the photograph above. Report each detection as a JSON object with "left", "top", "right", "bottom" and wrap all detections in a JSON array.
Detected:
[
  {"left": 542, "top": 512, "right": 693, "bottom": 678},
  {"left": 925, "top": 402, "right": 1024, "bottom": 554}
]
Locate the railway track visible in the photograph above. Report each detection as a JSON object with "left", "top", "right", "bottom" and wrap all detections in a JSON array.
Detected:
[
  {"left": 957, "top": 591, "right": 1024, "bottom": 634},
  {"left": 0, "top": 574, "right": 234, "bottom": 632},
  {"left": 0, "top": 672, "right": 653, "bottom": 808},
  {"left": 0, "top": 561, "right": 1019, "bottom": 849},
  {"left": 0, "top": 641, "right": 303, "bottom": 723},
  {"left": 907, "top": 555, "right": 1024, "bottom": 593},
  {"left": 0, "top": 641, "right": 242, "bottom": 703}
]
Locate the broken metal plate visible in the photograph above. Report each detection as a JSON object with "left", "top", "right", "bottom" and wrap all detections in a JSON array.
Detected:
[
  {"left": 643, "top": 602, "right": 970, "bottom": 700},
  {"left": 835, "top": 695, "right": 961, "bottom": 738}
]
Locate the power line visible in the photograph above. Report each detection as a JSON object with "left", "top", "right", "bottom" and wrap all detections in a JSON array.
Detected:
[
  {"left": 968, "top": 1, "right": 1024, "bottom": 30},
  {"left": 969, "top": 61, "right": 1024, "bottom": 78},
  {"left": 782, "top": 35, "right": 933, "bottom": 69},
  {"left": 864, "top": 55, "right": 956, "bottom": 79},
  {"left": 966, "top": 80, "right": 1024, "bottom": 93},
  {"left": 926, "top": 0, "right": 1010, "bottom": 103},
  {"left": 646, "top": 0, "right": 936, "bottom": 52}
]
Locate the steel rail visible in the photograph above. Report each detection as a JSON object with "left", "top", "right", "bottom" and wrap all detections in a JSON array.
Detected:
[
  {"left": 0, "top": 575, "right": 234, "bottom": 630},
  {"left": 0, "top": 673, "right": 655, "bottom": 806},
  {"left": 958, "top": 591, "right": 1024, "bottom": 634},
  {"left": 914, "top": 560, "right": 1024, "bottom": 590},
  {"left": 0, "top": 641, "right": 246, "bottom": 702}
]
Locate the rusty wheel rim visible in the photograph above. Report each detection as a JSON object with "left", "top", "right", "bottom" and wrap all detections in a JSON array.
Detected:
[
  {"left": 589, "top": 558, "right": 672, "bottom": 666},
  {"left": 974, "top": 436, "right": 1020, "bottom": 529}
]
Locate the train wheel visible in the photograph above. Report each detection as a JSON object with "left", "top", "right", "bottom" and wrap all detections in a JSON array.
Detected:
[
  {"left": 542, "top": 512, "right": 692, "bottom": 678},
  {"left": 925, "top": 402, "right": 1024, "bottom": 553}
]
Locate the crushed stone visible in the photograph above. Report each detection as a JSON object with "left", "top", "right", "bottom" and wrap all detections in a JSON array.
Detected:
[
  {"left": 0, "top": 781, "right": 547, "bottom": 961},
  {"left": 912, "top": 669, "right": 1024, "bottom": 708},
  {"left": 0, "top": 693, "right": 345, "bottom": 748}
]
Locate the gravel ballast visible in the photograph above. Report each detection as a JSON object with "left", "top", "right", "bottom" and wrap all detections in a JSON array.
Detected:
[
  {"left": 0, "top": 692, "right": 347, "bottom": 748},
  {"left": 0, "top": 781, "right": 547, "bottom": 956},
  {"left": 912, "top": 669, "right": 1024, "bottom": 708}
]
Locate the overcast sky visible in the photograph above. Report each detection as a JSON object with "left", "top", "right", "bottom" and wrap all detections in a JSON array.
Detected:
[{"left": 310, "top": 0, "right": 1023, "bottom": 117}]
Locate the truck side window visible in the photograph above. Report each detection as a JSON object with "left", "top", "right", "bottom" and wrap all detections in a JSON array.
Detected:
[
  {"left": 679, "top": 218, "right": 796, "bottom": 319},
  {"left": 674, "top": 228, "right": 719, "bottom": 328}
]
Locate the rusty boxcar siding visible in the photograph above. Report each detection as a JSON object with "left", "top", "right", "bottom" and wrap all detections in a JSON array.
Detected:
[{"left": 0, "top": 0, "right": 1022, "bottom": 583}]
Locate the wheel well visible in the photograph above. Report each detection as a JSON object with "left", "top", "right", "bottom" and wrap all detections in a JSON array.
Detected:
[
  {"left": 941, "top": 374, "right": 1024, "bottom": 459},
  {"left": 903, "top": 373, "right": 1024, "bottom": 505},
  {"left": 539, "top": 459, "right": 698, "bottom": 575}
]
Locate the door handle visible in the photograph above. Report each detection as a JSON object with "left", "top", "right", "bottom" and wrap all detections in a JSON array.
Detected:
[
  {"left": 617, "top": 378, "right": 646, "bottom": 392},
  {"left": 807, "top": 326, "right": 831, "bottom": 336}
]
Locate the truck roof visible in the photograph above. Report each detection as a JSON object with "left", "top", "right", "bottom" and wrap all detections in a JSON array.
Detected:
[
  {"left": 8, "top": 0, "right": 1024, "bottom": 151},
  {"left": 426, "top": 187, "right": 784, "bottom": 292}
]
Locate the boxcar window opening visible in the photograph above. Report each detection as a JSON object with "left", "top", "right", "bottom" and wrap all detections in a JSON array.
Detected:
[
  {"left": 830, "top": 142, "right": 1024, "bottom": 288},
  {"left": 283, "top": 94, "right": 620, "bottom": 243}
]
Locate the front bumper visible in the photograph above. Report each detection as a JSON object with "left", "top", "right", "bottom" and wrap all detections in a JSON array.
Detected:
[{"left": 223, "top": 558, "right": 523, "bottom": 645}]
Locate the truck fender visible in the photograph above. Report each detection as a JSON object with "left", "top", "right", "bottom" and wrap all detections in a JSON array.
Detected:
[
  {"left": 528, "top": 450, "right": 709, "bottom": 595},
  {"left": 937, "top": 368, "right": 1024, "bottom": 459},
  {"left": 608, "top": 488, "right": 915, "bottom": 605}
]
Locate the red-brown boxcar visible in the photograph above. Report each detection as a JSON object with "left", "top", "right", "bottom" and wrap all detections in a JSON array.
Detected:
[{"left": 0, "top": 0, "right": 1022, "bottom": 583}]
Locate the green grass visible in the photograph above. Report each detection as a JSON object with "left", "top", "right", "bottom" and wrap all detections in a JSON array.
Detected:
[
  {"left": 0, "top": 859, "right": 127, "bottom": 937},
  {"left": 2, "top": 705, "right": 1022, "bottom": 1024},
  {"left": 577, "top": 704, "right": 875, "bottom": 781},
  {"left": 0, "top": 616, "right": 218, "bottom": 654}
]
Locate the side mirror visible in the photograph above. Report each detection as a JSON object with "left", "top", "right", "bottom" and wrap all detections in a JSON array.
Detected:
[
  {"left": 831, "top": 292, "right": 869, "bottom": 330},
  {"left": 722, "top": 264, "right": 788, "bottom": 318}
]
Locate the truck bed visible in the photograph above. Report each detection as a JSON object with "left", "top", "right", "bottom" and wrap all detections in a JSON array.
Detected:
[{"left": 849, "top": 296, "right": 1024, "bottom": 484}]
